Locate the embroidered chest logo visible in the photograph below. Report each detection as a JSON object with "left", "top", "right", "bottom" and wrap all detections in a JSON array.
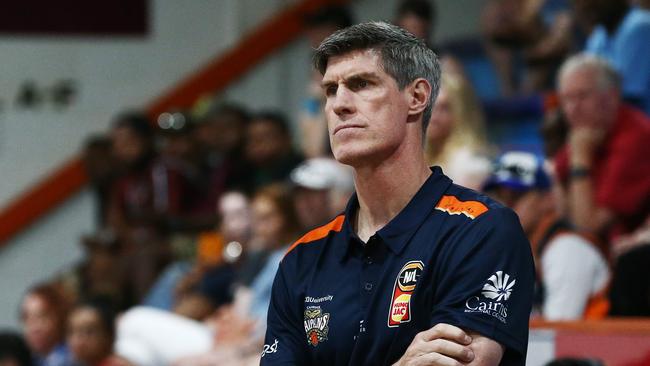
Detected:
[
  {"left": 388, "top": 260, "right": 424, "bottom": 327},
  {"left": 304, "top": 306, "right": 330, "bottom": 346},
  {"left": 464, "top": 271, "right": 516, "bottom": 324}
]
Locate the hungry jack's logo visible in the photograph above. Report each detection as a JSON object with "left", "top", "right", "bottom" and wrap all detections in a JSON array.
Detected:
[{"left": 388, "top": 260, "right": 424, "bottom": 327}]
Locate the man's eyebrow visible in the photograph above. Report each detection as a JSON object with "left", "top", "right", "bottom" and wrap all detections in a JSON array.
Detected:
[
  {"left": 346, "top": 72, "right": 380, "bottom": 81},
  {"left": 321, "top": 72, "right": 381, "bottom": 87},
  {"left": 321, "top": 79, "right": 337, "bottom": 88}
]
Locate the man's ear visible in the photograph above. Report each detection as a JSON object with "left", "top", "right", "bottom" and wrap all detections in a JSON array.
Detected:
[{"left": 407, "top": 78, "right": 431, "bottom": 118}]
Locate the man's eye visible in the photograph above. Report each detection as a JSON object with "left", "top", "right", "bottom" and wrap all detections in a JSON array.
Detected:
[
  {"left": 352, "top": 79, "right": 368, "bottom": 89},
  {"left": 325, "top": 85, "right": 337, "bottom": 96}
]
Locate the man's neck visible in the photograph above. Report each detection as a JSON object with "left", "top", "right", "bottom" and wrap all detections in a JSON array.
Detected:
[{"left": 353, "top": 153, "right": 431, "bottom": 242}]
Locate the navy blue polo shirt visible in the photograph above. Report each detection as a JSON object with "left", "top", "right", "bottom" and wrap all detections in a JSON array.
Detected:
[{"left": 261, "top": 167, "right": 534, "bottom": 366}]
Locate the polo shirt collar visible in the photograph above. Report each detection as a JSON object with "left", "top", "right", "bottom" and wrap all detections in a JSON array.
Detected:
[{"left": 336, "top": 166, "right": 452, "bottom": 261}]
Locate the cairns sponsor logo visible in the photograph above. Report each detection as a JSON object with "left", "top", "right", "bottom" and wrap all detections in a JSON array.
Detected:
[
  {"left": 388, "top": 260, "right": 424, "bottom": 327},
  {"left": 304, "top": 306, "right": 330, "bottom": 346},
  {"left": 464, "top": 271, "right": 515, "bottom": 324}
]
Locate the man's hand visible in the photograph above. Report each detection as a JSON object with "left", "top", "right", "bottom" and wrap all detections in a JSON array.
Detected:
[
  {"left": 568, "top": 126, "right": 605, "bottom": 167},
  {"left": 393, "top": 323, "right": 475, "bottom": 366}
]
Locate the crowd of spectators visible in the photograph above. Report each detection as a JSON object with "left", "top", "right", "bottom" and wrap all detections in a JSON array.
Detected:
[{"left": 3, "top": 1, "right": 650, "bottom": 365}]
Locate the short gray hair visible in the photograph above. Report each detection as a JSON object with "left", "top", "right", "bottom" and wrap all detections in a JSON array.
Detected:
[
  {"left": 313, "top": 21, "right": 441, "bottom": 131},
  {"left": 557, "top": 53, "right": 621, "bottom": 91}
]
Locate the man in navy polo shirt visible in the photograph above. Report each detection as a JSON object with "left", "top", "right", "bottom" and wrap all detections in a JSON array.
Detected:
[{"left": 261, "top": 21, "right": 534, "bottom": 366}]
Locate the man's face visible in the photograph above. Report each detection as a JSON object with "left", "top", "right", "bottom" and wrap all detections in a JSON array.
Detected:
[
  {"left": 218, "top": 192, "right": 251, "bottom": 242},
  {"left": 293, "top": 187, "right": 330, "bottom": 230},
  {"left": 322, "top": 49, "right": 411, "bottom": 167},
  {"left": 397, "top": 14, "right": 430, "bottom": 42},
  {"left": 111, "top": 126, "right": 147, "bottom": 165},
  {"left": 21, "top": 294, "right": 60, "bottom": 355},
  {"left": 245, "top": 119, "right": 289, "bottom": 165},
  {"left": 194, "top": 115, "right": 244, "bottom": 153},
  {"left": 559, "top": 68, "right": 617, "bottom": 130},
  {"left": 67, "top": 307, "right": 111, "bottom": 365}
]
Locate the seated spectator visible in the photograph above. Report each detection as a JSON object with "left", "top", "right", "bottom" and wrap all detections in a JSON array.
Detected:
[
  {"left": 290, "top": 158, "right": 354, "bottom": 231},
  {"left": 223, "top": 184, "right": 301, "bottom": 326},
  {"left": 0, "top": 331, "right": 32, "bottom": 366},
  {"left": 191, "top": 103, "right": 250, "bottom": 216},
  {"left": 67, "top": 300, "right": 131, "bottom": 366},
  {"left": 425, "top": 71, "right": 492, "bottom": 190},
  {"left": 299, "top": 5, "right": 354, "bottom": 158},
  {"left": 172, "top": 184, "right": 302, "bottom": 365},
  {"left": 395, "top": 0, "right": 437, "bottom": 48},
  {"left": 143, "top": 190, "right": 252, "bottom": 312},
  {"left": 303, "top": 5, "right": 354, "bottom": 49},
  {"left": 115, "top": 184, "right": 301, "bottom": 366},
  {"left": 242, "top": 111, "right": 303, "bottom": 193},
  {"left": 554, "top": 54, "right": 650, "bottom": 245},
  {"left": 574, "top": 0, "right": 650, "bottom": 113},
  {"left": 107, "top": 111, "right": 189, "bottom": 301},
  {"left": 156, "top": 111, "right": 201, "bottom": 212},
  {"left": 157, "top": 111, "right": 197, "bottom": 175},
  {"left": 56, "top": 230, "right": 128, "bottom": 312},
  {"left": 81, "top": 135, "right": 118, "bottom": 227},
  {"left": 107, "top": 111, "right": 189, "bottom": 234},
  {"left": 481, "top": 0, "right": 577, "bottom": 95},
  {"left": 485, "top": 152, "right": 609, "bottom": 320},
  {"left": 20, "top": 284, "right": 74, "bottom": 366}
]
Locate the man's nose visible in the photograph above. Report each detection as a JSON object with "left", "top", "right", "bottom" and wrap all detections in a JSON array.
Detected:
[
  {"left": 331, "top": 86, "right": 355, "bottom": 117},
  {"left": 562, "top": 99, "right": 579, "bottom": 119}
]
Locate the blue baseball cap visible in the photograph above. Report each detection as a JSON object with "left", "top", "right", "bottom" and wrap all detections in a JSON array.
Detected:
[{"left": 483, "top": 151, "right": 551, "bottom": 192}]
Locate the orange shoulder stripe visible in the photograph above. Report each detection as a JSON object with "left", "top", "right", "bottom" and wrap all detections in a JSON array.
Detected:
[
  {"left": 435, "top": 195, "right": 489, "bottom": 219},
  {"left": 285, "top": 215, "right": 345, "bottom": 256}
]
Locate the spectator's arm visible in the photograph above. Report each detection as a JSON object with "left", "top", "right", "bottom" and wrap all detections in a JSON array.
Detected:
[
  {"left": 568, "top": 127, "right": 615, "bottom": 233},
  {"left": 568, "top": 172, "right": 614, "bottom": 233},
  {"left": 298, "top": 70, "right": 329, "bottom": 158}
]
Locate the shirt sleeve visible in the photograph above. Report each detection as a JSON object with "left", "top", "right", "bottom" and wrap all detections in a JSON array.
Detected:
[
  {"left": 260, "top": 259, "right": 308, "bottom": 365},
  {"left": 595, "top": 120, "right": 650, "bottom": 216},
  {"left": 614, "top": 19, "right": 650, "bottom": 101},
  {"left": 429, "top": 207, "right": 535, "bottom": 362}
]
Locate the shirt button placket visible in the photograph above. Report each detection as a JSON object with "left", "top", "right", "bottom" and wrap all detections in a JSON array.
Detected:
[{"left": 360, "top": 235, "right": 379, "bottom": 310}]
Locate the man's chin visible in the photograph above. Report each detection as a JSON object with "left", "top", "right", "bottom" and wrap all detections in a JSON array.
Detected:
[{"left": 332, "top": 148, "right": 366, "bottom": 167}]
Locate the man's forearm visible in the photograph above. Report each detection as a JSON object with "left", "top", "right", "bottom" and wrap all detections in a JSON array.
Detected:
[
  {"left": 569, "top": 174, "right": 596, "bottom": 230},
  {"left": 569, "top": 175, "right": 614, "bottom": 234}
]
